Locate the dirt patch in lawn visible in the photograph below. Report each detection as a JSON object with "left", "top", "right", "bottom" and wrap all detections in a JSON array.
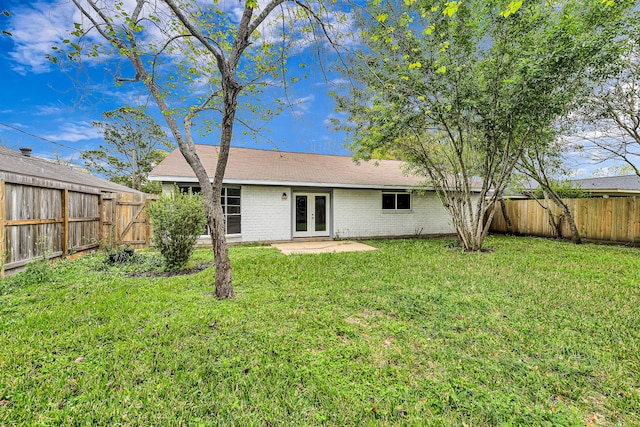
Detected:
[{"left": 126, "top": 262, "right": 212, "bottom": 278}]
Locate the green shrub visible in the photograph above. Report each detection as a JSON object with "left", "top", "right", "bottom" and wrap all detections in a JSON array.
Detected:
[
  {"left": 533, "top": 181, "right": 591, "bottom": 199},
  {"left": 147, "top": 190, "right": 207, "bottom": 270}
]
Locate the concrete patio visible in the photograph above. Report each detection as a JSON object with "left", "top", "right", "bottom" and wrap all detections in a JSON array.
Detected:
[{"left": 272, "top": 240, "right": 377, "bottom": 255}]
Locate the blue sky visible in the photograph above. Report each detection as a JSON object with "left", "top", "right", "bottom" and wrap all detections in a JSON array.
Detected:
[
  {"left": 0, "top": 0, "right": 351, "bottom": 166},
  {"left": 0, "top": 0, "right": 629, "bottom": 179}
]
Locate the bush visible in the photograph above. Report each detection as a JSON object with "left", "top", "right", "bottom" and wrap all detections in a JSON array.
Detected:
[
  {"left": 147, "top": 190, "right": 207, "bottom": 270},
  {"left": 533, "top": 181, "right": 590, "bottom": 199}
]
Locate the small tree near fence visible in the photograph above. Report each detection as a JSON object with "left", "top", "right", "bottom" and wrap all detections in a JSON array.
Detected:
[{"left": 147, "top": 190, "right": 206, "bottom": 270}]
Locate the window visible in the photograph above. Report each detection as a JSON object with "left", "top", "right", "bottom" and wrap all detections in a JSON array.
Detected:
[
  {"left": 178, "top": 184, "right": 241, "bottom": 235},
  {"left": 221, "top": 187, "right": 241, "bottom": 234},
  {"left": 382, "top": 192, "right": 411, "bottom": 210}
]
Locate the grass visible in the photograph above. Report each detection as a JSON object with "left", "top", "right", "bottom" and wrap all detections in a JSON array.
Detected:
[{"left": 1, "top": 236, "right": 639, "bottom": 426}]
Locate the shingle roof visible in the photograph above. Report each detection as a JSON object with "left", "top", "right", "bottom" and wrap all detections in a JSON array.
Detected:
[
  {"left": 149, "top": 145, "right": 440, "bottom": 189},
  {"left": 569, "top": 175, "right": 640, "bottom": 192},
  {"left": 509, "top": 175, "right": 640, "bottom": 196},
  {"left": 0, "top": 146, "right": 140, "bottom": 194},
  {"left": 524, "top": 174, "right": 640, "bottom": 194}
]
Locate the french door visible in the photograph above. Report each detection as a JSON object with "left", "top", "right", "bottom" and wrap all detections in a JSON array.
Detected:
[{"left": 293, "top": 193, "right": 330, "bottom": 238}]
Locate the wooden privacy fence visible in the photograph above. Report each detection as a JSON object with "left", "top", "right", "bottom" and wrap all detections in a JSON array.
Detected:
[
  {"left": 0, "top": 180, "right": 156, "bottom": 278},
  {"left": 491, "top": 197, "right": 640, "bottom": 244},
  {"left": 101, "top": 192, "right": 157, "bottom": 250}
]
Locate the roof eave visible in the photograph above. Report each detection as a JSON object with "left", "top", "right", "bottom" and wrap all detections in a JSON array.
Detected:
[{"left": 148, "top": 175, "right": 486, "bottom": 192}]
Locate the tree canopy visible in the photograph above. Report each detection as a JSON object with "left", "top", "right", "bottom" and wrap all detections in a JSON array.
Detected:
[
  {"left": 577, "top": 37, "right": 640, "bottom": 177},
  {"left": 336, "top": 0, "right": 634, "bottom": 250},
  {"left": 84, "top": 106, "right": 173, "bottom": 193}
]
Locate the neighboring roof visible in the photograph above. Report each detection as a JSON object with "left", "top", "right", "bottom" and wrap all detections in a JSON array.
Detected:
[
  {"left": 522, "top": 174, "right": 640, "bottom": 197},
  {"left": 0, "top": 146, "right": 141, "bottom": 194},
  {"left": 569, "top": 175, "right": 640, "bottom": 193},
  {"left": 150, "top": 145, "right": 458, "bottom": 190}
]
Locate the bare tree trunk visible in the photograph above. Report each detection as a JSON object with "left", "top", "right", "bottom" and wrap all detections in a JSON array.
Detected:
[
  {"left": 499, "top": 198, "right": 513, "bottom": 234},
  {"left": 206, "top": 76, "right": 241, "bottom": 299},
  {"left": 547, "top": 191, "right": 582, "bottom": 244},
  {"left": 131, "top": 148, "right": 139, "bottom": 191},
  {"left": 545, "top": 208, "right": 562, "bottom": 238},
  {"left": 540, "top": 191, "right": 562, "bottom": 238},
  {"left": 208, "top": 202, "right": 233, "bottom": 299}
]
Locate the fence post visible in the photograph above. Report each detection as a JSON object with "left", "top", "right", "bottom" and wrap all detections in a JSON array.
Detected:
[
  {"left": 98, "top": 193, "right": 104, "bottom": 245},
  {"left": 145, "top": 195, "right": 154, "bottom": 248},
  {"left": 61, "top": 189, "right": 69, "bottom": 255},
  {"left": 113, "top": 193, "right": 119, "bottom": 246},
  {"left": 0, "top": 180, "right": 5, "bottom": 279}
]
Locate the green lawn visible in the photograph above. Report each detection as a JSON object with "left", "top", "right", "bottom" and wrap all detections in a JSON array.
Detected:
[{"left": 1, "top": 237, "right": 639, "bottom": 426}]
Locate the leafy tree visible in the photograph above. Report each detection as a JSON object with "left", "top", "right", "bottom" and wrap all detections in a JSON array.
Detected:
[
  {"left": 531, "top": 183, "right": 589, "bottom": 201},
  {"left": 57, "top": 0, "right": 341, "bottom": 298},
  {"left": 577, "top": 40, "right": 640, "bottom": 177},
  {"left": 83, "top": 106, "right": 173, "bottom": 193},
  {"left": 336, "top": 0, "right": 632, "bottom": 251},
  {"left": 147, "top": 190, "right": 207, "bottom": 270},
  {"left": 516, "top": 131, "right": 584, "bottom": 244}
]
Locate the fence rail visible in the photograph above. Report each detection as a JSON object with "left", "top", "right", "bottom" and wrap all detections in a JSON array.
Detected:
[
  {"left": 491, "top": 197, "right": 640, "bottom": 244},
  {"left": 1, "top": 179, "right": 155, "bottom": 278}
]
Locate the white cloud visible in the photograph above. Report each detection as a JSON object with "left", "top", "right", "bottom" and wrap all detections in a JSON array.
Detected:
[
  {"left": 43, "top": 121, "right": 101, "bottom": 142},
  {"left": 102, "top": 88, "right": 153, "bottom": 107},
  {"left": 315, "top": 77, "right": 349, "bottom": 88},
  {"left": 290, "top": 93, "right": 315, "bottom": 118},
  {"left": 6, "top": 1, "right": 79, "bottom": 74},
  {"left": 34, "top": 104, "right": 66, "bottom": 116},
  {"left": 5, "top": 0, "right": 174, "bottom": 75},
  {"left": 247, "top": 1, "right": 357, "bottom": 54}
]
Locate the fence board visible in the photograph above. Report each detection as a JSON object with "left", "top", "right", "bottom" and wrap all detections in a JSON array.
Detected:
[{"left": 491, "top": 197, "right": 640, "bottom": 244}]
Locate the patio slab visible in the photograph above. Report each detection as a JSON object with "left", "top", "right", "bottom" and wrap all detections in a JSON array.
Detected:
[{"left": 272, "top": 240, "right": 377, "bottom": 255}]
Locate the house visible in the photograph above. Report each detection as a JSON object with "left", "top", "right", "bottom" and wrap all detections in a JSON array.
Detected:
[
  {"left": 149, "top": 145, "right": 476, "bottom": 243},
  {"left": 564, "top": 175, "right": 640, "bottom": 198},
  {"left": 0, "top": 146, "right": 140, "bottom": 194},
  {"left": 520, "top": 175, "right": 640, "bottom": 199}
]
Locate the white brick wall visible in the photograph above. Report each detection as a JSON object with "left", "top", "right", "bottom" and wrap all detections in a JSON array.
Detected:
[
  {"left": 332, "top": 188, "right": 455, "bottom": 239},
  {"left": 162, "top": 183, "right": 292, "bottom": 244},
  {"left": 239, "top": 185, "right": 291, "bottom": 242},
  {"left": 165, "top": 182, "right": 461, "bottom": 243}
]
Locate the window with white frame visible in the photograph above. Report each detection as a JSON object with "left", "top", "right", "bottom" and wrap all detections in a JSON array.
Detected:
[
  {"left": 178, "top": 185, "right": 241, "bottom": 235},
  {"left": 382, "top": 192, "right": 411, "bottom": 210}
]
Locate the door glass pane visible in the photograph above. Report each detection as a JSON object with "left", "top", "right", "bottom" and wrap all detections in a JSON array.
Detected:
[
  {"left": 296, "top": 196, "right": 307, "bottom": 232},
  {"left": 315, "top": 196, "right": 326, "bottom": 232}
]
